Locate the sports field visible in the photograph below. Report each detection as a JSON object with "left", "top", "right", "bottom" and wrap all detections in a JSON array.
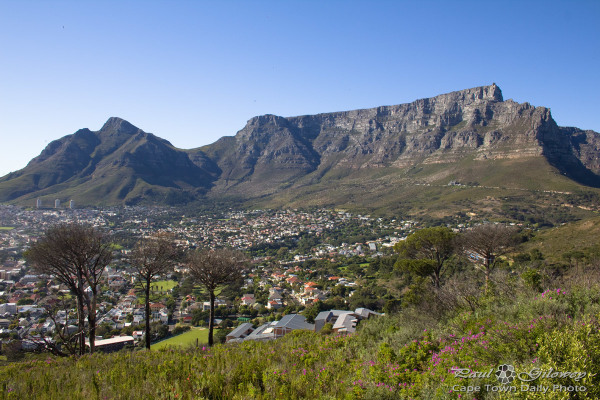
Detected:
[{"left": 150, "top": 280, "right": 178, "bottom": 292}]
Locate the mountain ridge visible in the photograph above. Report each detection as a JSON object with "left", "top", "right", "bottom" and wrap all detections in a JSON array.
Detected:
[{"left": 1, "top": 84, "right": 599, "bottom": 215}]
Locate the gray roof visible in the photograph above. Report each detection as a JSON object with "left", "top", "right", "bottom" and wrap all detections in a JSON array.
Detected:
[
  {"left": 315, "top": 311, "right": 332, "bottom": 322},
  {"left": 332, "top": 313, "right": 358, "bottom": 333},
  {"left": 274, "top": 314, "right": 314, "bottom": 331},
  {"left": 227, "top": 323, "right": 254, "bottom": 339},
  {"left": 315, "top": 310, "right": 354, "bottom": 322},
  {"left": 355, "top": 308, "right": 382, "bottom": 319},
  {"left": 244, "top": 322, "right": 277, "bottom": 341}
]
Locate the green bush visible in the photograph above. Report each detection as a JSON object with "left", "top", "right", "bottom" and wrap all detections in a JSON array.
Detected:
[{"left": 172, "top": 325, "right": 191, "bottom": 336}]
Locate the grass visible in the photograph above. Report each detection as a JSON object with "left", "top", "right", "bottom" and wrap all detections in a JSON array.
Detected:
[
  {"left": 152, "top": 327, "right": 210, "bottom": 350},
  {"left": 523, "top": 216, "right": 600, "bottom": 259},
  {"left": 133, "top": 280, "right": 178, "bottom": 303},
  {"left": 192, "top": 285, "right": 223, "bottom": 297},
  {"left": 150, "top": 280, "right": 178, "bottom": 292},
  {"left": 3, "top": 288, "right": 600, "bottom": 399}
]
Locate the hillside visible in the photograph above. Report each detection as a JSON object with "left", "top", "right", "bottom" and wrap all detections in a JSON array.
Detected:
[
  {"left": 1, "top": 84, "right": 599, "bottom": 216},
  {"left": 2, "top": 268, "right": 600, "bottom": 399},
  {"left": 523, "top": 216, "right": 600, "bottom": 259}
]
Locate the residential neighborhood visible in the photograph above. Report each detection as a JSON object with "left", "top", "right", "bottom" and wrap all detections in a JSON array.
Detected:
[{"left": 0, "top": 204, "right": 420, "bottom": 353}]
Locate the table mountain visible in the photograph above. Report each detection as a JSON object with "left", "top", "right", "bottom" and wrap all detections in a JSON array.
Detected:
[{"left": 1, "top": 84, "right": 599, "bottom": 214}]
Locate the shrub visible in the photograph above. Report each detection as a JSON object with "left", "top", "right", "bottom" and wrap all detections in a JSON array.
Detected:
[{"left": 172, "top": 325, "right": 191, "bottom": 336}]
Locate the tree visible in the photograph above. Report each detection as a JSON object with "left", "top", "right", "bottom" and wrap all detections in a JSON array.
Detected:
[
  {"left": 129, "top": 233, "right": 178, "bottom": 349},
  {"left": 76, "top": 226, "right": 114, "bottom": 354},
  {"left": 26, "top": 223, "right": 113, "bottom": 354},
  {"left": 394, "top": 227, "right": 456, "bottom": 288},
  {"left": 458, "top": 224, "right": 519, "bottom": 290},
  {"left": 187, "top": 248, "right": 246, "bottom": 346},
  {"left": 32, "top": 294, "right": 81, "bottom": 357},
  {"left": 26, "top": 226, "right": 85, "bottom": 355}
]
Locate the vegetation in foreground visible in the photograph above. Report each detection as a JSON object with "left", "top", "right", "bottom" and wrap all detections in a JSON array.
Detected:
[{"left": 2, "top": 260, "right": 600, "bottom": 399}]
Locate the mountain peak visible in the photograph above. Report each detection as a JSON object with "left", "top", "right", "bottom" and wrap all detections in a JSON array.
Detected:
[
  {"left": 433, "top": 83, "right": 503, "bottom": 104},
  {"left": 100, "top": 117, "right": 140, "bottom": 135},
  {"left": 486, "top": 83, "right": 503, "bottom": 101}
]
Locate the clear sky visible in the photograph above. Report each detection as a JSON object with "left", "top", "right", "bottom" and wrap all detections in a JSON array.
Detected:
[{"left": 1, "top": 0, "right": 599, "bottom": 177}]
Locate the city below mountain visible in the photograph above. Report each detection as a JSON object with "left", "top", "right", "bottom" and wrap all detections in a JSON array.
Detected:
[{"left": 1, "top": 84, "right": 599, "bottom": 217}]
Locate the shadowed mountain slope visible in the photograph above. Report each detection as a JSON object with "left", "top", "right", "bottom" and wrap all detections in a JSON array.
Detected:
[{"left": 0, "top": 117, "right": 217, "bottom": 205}]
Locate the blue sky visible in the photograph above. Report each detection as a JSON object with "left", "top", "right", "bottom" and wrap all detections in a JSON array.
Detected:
[{"left": 1, "top": 0, "right": 599, "bottom": 177}]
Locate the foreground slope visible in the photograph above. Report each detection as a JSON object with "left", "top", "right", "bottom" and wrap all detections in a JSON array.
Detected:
[{"left": 2, "top": 277, "right": 600, "bottom": 399}]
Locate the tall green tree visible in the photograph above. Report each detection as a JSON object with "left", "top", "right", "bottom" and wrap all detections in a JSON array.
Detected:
[
  {"left": 187, "top": 248, "right": 246, "bottom": 346},
  {"left": 394, "top": 227, "right": 456, "bottom": 288}
]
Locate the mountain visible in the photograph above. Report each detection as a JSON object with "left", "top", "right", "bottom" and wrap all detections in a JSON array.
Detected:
[
  {"left": 0, "top": 117, "right": 217, "bottom": 205},
  {"left": 1, "top": 84, "right": 600, "bottom": 216}
]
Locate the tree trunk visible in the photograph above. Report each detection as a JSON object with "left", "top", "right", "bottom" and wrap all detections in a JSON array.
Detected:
[
  {"left": 208, "top": 290, "right": 215, "bottom": 346},
  {"left": 76, "top": 270, "right": 87, "bottom": 355},
  {"left": 485, "top": 268, "right": 490, "bottom": 291},
  {"left": 88, "top": 289, "right": 97, "bottom": 354},
  {"left": 484, "top": 255, "right": 492, "bottom": 292},
  {"left": 433, "top": 266, "right": 441, "bottom": 289},
  {"left": 145, "top": 281, "right": 151, "bottom": 350},
  {"left": 76, "top": 292, "right": 86, "bottom": 355}
]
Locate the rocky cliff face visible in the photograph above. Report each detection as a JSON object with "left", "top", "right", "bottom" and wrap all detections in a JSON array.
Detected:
[{"left": 201, "top": 83, "right": 600, "bottom": 196}]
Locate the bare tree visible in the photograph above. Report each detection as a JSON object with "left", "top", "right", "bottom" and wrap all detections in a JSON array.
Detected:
[
  {"left": 77, "top": 226, "right": 113, "bottom": 354},
  {"left": 458, "top": 224, "right": 519, "bottom": 290},
  {"left": 129, "top": 233, "right": 178, "bottom": 350},
  {"left": 25, "top": 223, "right": 113, "bottom": 354},
  {"left": 26, "top": 225, "right": 86, "bottom": 355},
  {"left": 31, "top": 294, "right": 82, "bottom": 357},
  {"left": 187, "top": 248, "right": 246, "bottom": 346}
]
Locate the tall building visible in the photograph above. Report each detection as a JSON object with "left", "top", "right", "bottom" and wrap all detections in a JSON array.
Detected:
[
  {"left": 69, "top": 199, "right": 75, "bottom": 209},
  {"left": 36, "top": 198, "right": 42, "bottom": 208},
  {"left": 54, "top": 199, "right": 60, "bottom": 208}
]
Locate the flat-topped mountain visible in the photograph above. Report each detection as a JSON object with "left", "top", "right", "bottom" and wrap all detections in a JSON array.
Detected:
[{"left": 1, "top": 84, "right": 599, "bottom": 215}]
